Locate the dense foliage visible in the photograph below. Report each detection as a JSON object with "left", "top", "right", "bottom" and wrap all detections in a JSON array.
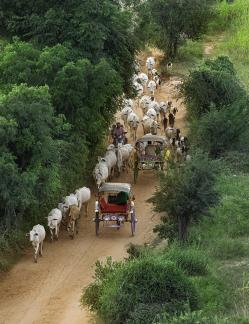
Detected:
[
  {"left": 150, "top": 151, "right": 219, "bottom": 241},
  {"left": 138, "top": 0, "right": 211, "bottom": 58},
  {"left": 0, "top": 84, "right": 66, "bottom": 226},
  {"left": 181, "top": 56, "right": 249, "bottom": 157},
  {"left": 181, "top": 56, "right": 245, "bottom": 119},
  {"left": 0, "top": 0, "right": 138, "bottom": 91},
  {"left": 0, "top": 0, "right": 139, "bottom": 267},
  {"left": 82, "top": 256, "right": 199, "bottom": 323}
]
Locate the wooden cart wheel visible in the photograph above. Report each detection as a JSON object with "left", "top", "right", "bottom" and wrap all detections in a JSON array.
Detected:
[{"left": 95, "top": 212, "right": 100, "bottom": 236}]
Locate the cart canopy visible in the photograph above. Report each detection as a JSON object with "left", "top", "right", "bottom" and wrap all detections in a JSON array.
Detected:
[
  {"left": 99, "top": 182, "right": 131, "bottom": 194},
  {"left": 136, "top": 134, "right": 165, "bottom": 145}
]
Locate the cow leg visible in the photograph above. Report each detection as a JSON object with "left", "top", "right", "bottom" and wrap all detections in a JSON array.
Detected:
[
  {"left": 34, "top": 243, "right": 39, "bottom": 263},
  {"left": 55, "top": 222, "right": 59, "bottom": 240},
  {"left": 70, "top": 220, "right": 75, "bottom": 239},
  {"left": 76, "top": 219, "right": 79, "bottom": 234},
  {"left": 34, "top": 251, "right": 37, "bottom": 263},
  {"left": 57, "top": 223, "right": 61, "bottom": 239},
  {"left": 85, "top": 202, "right": 89, "bottom": 217},
  {"left": 50, "top": 228, "right": 53, "bottom": 241},
  {"left": 125, "top": 160, "right": 129, "bottom": 173},
  {"left": 39, "top": 241, "right": 43, "bottom": 256}
]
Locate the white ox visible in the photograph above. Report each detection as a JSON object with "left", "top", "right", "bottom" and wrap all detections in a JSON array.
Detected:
[
  {"left": 139, "top": 95, "right": 152, "bottom": 114},
  {"left": 123, "top": 98, "right": 133, "bottom": 108},
  {"left": 159, "top": 101, "right": 169, "bottom": 120},
  {"left": 127, "top": 111, "right": 139, "bottom": 141},
  {"left": 153, "top": 74, "right": 161, "bottom": 88},
  {"left": 75, "top": 187, "right": 91, "bottom": 217},
  {"left": 142, "top": 116, "right": 160, "bottom": 135},
  {"left": 93, "top": 159, "right": 109, "bottom": 188},
  {"left": 147, "top": 80, "right": 157, "bottom": 96},
  {"left": 160, "top": 101, "right": 168, "bottom": 112},
  {"left": 149, "top": 101, "right": 160, "bottom": 120},
  {"left": 58, "top": 194, "right": 78, "bottom": 219},
  {"left": 121, "top": 106, "right": 133, "bottom": 126},
  {"left": 116, "top": 143, "right": 134, "bottom": 174},
  {"left": 137, "top": 73, "right": 148, "bottom": 86},
  {"left": 133, "top": 81, "right": 143, "bottom": 97},
  {"left": 151, "top": 68, "right": 158, "bottom": 76},
  {"left": 146, "top": 57, "right": 155, "bottom": 76},
  {"left": 28, "top": 224, "right": 46, "bottom": 263},
  {"left": 165, "top": 127, "right": 177, "bottom": 140},
  {"left": 146, "top": 107, "right": 157, "bottom": 120},
  {"left": 47, "top": 208, "right": 62, "bottom": 241},
  {"left": 104, "top": 145, "right": 118, "bottom": 177}
]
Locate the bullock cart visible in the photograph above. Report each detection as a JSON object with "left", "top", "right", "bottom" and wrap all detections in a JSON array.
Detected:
[
  {"left": 134, "top": 134, "right": 166, "bottom": 183},
  {"left": 94, "top": 183, "right": 137, "bottom": 236}
]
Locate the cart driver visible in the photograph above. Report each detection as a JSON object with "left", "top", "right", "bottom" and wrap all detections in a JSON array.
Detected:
[
  {"left": 116, "top": 191, "right": 129, "bottom": 205},
  {"left": 145, "top": 141, "right": 156, "bottom": 156},
  {"left": 113, "top": 122, "right": 125, "bottom": 144}
]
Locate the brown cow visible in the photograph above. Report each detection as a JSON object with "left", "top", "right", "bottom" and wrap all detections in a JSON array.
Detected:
[{"left": 67, "top": 205, "right": 80, "bottom": 239}]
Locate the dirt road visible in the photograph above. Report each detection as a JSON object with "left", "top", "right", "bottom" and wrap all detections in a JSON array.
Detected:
[{"left": 0, "top": 51, "right": 186, "bottom": 324}]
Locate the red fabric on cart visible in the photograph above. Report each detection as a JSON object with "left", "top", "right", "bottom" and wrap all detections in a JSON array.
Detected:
[{"left": 100, "top": 197, "right": 128, "bottom": 213}]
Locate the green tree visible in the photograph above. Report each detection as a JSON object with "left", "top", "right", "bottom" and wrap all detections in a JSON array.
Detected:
[
  {"left": 149, "top": 0, "right": 212, "bottom": 58},
  {"left": 36, "top": 44, "right": 71, "bottom": 86},
  {"left": 0, "top": 0, "right": 138, "bottom": 91},
  {"left": 190, "top": 97, "right": 249, "bottom": 157},
  {"left": 0, "top": 38, "right": 39, "bottom": 89},
  {"left": 0, "top": 84, "right": 67, "bottom": 227},
  {"left": 181, "top": 56, "right": 245, "bottom": 119},
  {"left": 82, "top": 257, "right": 199, "bottom": 323},
  {"left": 150, "top": 152, "right": 219, "bottom": 242},
  {"left": 53, "top": 58, "right": 122, "bottom": 142}
]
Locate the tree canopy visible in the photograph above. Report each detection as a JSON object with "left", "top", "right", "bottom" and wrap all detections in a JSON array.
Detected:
[
  {"left": 0, "top": 0, "right": 138, "bottom": 90},
  {"left": 150, "top": 152, "right": 219, "bottom": 241},
  {"left": 0, "top": 0, "right": 138, "bottom": 231},
  {"left": 141, "top": 0, "right": 212, "bottom": 58},
  {"left": 0, "top": 85, "right": 66, "bottom": 226},
  {"left": 181, "top": 56, "right": 245, "bottom": 119}
]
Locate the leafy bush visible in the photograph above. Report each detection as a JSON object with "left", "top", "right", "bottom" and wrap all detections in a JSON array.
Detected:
[
  {"left": 82, "top": 257, "right": 121, "bottom": 312},
  {"left": 150, "top": 151, "right": 219, "bottom": 241},
  {"left": 83, "top": 257, "right": 199, "bottom": 324},
  {"left": 149, "top": 0, "right": 212, "bottom": 58},
  {"left": 177, "top": 40, "right": 203, "bottom": 61},
  {"left": 191, "top": 274, "right": 231, "bottom": 314},
  {"left": 0, "top": 259, "right": 9, "bottom": 272},
  {"left": 181, "top": 56, "right": 245, "bottom": 119},
  {"left": 211, "top": 237, "right": 248, "bottom": 260},
  {"left": 126, "top": 303, "right": 164, "bottom": 324},
  {"left": 190, "top": 95, "right": 249, "bottom": 157},
  {"left": 163, "top": 245, "right": 209, "bottom": 276},
  {"left": 126, "top": 243, "right": 152, "bottom": 259},
  {"left": 159, "top": 310, "right": 215, "bottom": 323}
]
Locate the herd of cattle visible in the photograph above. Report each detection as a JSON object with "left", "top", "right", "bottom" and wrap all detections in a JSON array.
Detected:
[
  {"left": 28, "top": 187, "right": 91, "bottom": 262},
  {"left": 27, "top": 56, "right": 189, "bottom": 263}
]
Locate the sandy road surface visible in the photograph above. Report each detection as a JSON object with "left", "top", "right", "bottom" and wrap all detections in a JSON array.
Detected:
[{"left": 0, "top": 51, "right": 186, "bottom": 324}]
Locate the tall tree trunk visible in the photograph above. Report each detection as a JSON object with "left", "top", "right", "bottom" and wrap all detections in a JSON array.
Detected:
[
  {"left": 178, "top": 215, "right": 189, "bottom": 242},
  {"left": 173, "top": 40, "right": 178, "bottom": 58}
]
